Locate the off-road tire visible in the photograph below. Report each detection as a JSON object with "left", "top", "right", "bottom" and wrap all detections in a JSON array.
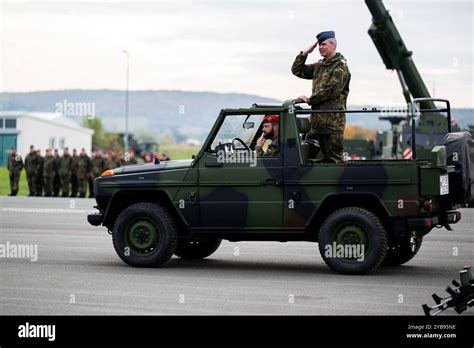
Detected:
[
  {"left": 318, "top": 207, "right": 388, "bottom": 275},
  {"left": 112, "top": 202, "right": 178, "bottom": 267}
]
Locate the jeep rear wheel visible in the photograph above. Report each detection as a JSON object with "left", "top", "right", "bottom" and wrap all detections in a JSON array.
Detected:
[
  {"left": 112, "top": 202, "right": 178, "bottom": 267},
  {"left": 175, "top": 237, "right": 222, "bottom": 260},
  {"left": 318, "top": 207, "right": 387, "bottom": 274},
  {"left": 383, "top": 234, "right": 423, "bottom": 266}
]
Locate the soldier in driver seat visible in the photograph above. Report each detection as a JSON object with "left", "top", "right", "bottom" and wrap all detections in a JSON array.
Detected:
[{"left": 255, "top": 114, "right": 279, "bottom": 156}]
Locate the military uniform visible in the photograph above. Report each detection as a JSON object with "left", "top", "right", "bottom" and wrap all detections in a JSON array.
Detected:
[
  {"left": 76, "top": 154, "right": 91, "bottom": 197},
  {"left": 24, "top": 151, "right": 39, "bottom": 196},
  {"left": 124, "top": 158, "right": 138, "bottom": 165},
  {"left": 7, "top": 153, "right": 23, "bottom": 196},
  {"left": 36, "top": 154, "right": 44, "bottom": 196},
  {"left": 292, "top": 51, "right": 351, "bottom": 163},
  {"left": 107, "top": 155, "right": 120, "bottom": 170},
  {"left": 58, "top": 154, "right": 74, "bottom": 197},
  {"left": 43, "top": 154, "right": 56, "bottom": 196},
  {"left": 90, "top": 155, "right": 106, "bottom": 198},
  {"left": 53, "top": 154, "right": 61, "bottom": 196},
  {"left": 70, "top": 154, "right": 79, "bottom": 197},
  {"left": 256, "top": 138, "right": 279, "bottom": 156}
]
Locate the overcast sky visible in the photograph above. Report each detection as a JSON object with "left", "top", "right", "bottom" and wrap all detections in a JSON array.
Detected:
[{"left": 1, "top": 0, "right": 473, "bottom": 107}]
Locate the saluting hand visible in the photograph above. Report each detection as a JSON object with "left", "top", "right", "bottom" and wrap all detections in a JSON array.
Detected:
[{"left": 302, "top": 41, "right": 318, "bottom": 56}]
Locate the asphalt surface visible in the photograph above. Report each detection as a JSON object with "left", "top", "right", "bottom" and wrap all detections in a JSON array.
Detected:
[{"left": 0, "top": 196, "right": 473, "bottom": 315}]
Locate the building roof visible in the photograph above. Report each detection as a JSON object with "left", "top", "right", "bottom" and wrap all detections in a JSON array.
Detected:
[{"left": 0, "top": 111, "right": 93, "bottom": 134}]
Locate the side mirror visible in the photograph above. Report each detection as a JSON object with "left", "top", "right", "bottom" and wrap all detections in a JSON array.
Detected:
[{"left": 243, "top": 122, "right": 254, "bottom": 129}]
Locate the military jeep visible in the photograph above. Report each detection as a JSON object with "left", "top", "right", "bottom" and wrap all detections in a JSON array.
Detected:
[{"left": 88, "top": 98, "right": 471, "bottom": 274}]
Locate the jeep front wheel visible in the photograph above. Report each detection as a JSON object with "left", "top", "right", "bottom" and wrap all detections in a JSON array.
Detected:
[
  {"left": 175, "top": 237, "right": 222, "bottom": 259},
  {"left": 318, "top": 207, "right": 388, "bottom": 275},
  {"left": 112, "top": 202, "right": 178, "bottom": 267}
]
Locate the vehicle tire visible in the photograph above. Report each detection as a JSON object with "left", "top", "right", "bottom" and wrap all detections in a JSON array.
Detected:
[
  {"left": 174, "top": 237, "right": 222, "bottom": 260},
  {"left": 318, "top": 207, "right": 387, "bottom": 275},
  {"left": 112, "top": 202, "right": 178, "bottom": 267},
  {"left": 383, "top": 235, "right": 423, "bottom": 266}
]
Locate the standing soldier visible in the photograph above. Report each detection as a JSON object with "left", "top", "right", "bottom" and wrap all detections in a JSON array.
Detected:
[
  {"left": 70, "top": 148, "right": 79, "bottom": 197},
  {"left": 53, "top": 149, "right": 61, "bottom": 197},
  {"left": 36, "top": 149, "right": 44, "bottom": 196},
  {"left": 117, "top": 151, "right": 125, "bottom": 167},
  {"left": 76, "top": 148, "right": 91, "bottom": 198},
  {"left": 7, "top": 147, "right": 23, "bottom": 196},
  {"left": 124, "top": 149, "right": 138, "bottom": 165},
  {"left": 291, "top": 30, "right": 351, "bottom": 163},
  {"left": 43, "top": 149, "right": 56, "bottom": 197},
  {"left": 59, "top": 147, "right": 74, "bottom": 197},
  {"left": 106, "top": 150, "right": 120, "bottom": 169},
  {"left": 90, "top": 148, "right": 106, "bottom": 198},
  {"left": 24, "top": 145, "right": 39, "bottom": 196}
]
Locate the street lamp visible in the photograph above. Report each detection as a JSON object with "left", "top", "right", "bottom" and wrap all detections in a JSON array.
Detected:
[{"left": 122, "top": 50, "right": 129, "bottom": 153}]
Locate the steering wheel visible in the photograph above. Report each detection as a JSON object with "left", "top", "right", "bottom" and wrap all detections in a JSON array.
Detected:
[{"left": 231, "top": 137, "right": 250, "bottom": 151}]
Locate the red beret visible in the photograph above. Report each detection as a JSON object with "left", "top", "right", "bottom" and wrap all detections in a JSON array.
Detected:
[{"left": 262, "top": 114, "right": 279, "bottom": 124}]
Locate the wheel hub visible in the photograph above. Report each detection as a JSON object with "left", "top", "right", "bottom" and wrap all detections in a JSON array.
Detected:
[{"left": 126, "top": 219, "right": 159, "bottom": 254}]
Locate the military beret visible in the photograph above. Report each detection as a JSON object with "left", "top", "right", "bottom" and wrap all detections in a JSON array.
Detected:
[
  {"left": 316, "top": 30, "right": 335, "bottom": 44},
  {"left": 262, "top": 114, "right": 279, "bottom": 124}
]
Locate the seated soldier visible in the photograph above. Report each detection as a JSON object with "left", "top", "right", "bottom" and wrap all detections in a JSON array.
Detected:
[{"left": 255, "top": 114, "right": 279, "bottom": 156}]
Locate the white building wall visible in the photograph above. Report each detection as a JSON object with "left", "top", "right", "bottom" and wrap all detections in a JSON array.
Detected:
[{"left": 17, "top": 115, "right": 93, "bottom": 157}]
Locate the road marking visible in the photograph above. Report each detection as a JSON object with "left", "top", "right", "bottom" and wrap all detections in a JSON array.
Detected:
[{"left": 1, "top": 208, "right": 95, "bottom": 214}]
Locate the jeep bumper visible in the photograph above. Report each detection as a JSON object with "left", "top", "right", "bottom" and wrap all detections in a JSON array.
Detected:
[
  {"left": 88, "top": 213, "right": 104, "bottom": 226},
  {"left": 407, "top": 211, "right": 461, "bottom": 236}
]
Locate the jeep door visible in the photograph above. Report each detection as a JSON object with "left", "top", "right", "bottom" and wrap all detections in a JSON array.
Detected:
[{"left": 198, "top": 112, "right": 283, "bottom": 229}]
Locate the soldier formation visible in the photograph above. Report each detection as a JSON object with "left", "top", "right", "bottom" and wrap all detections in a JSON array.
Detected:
[{"left": 6, "top": 146, "right": 148, "bottom": 197}]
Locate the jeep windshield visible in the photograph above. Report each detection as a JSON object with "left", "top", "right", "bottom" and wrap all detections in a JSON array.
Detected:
[{"left": 210, "top": 114, "right": 264, "bottom": 152}]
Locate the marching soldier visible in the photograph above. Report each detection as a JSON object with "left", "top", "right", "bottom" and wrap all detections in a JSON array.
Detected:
[
  {"left": 53, "top": 149, "right": 61, "bottom": 197},
  {"left": 43, "top": 149, "right": 56, "bottom": 197},
  {"left": 70, "top": 148, "right": 79, "bottom": 197},
  {"left": 36, "top": 149, "right": 44, "bottom": 196},
  {"left": 24, "top": 145, "right": 39, "bottom": 196},
  {"left": 90, "top": 148, "right": 106, "bottom": 198},
  {"left": 291, "top": 30, "right": 351, "bottom": 163},
  {"left": 7, "top": 147, "right": 23, "bottom": 196},
  {"left": 76, "top": 148, "right": 91, "bottom": 198},
  {"left": 59, "top": 147, "right": 74, "bottom": 197}
]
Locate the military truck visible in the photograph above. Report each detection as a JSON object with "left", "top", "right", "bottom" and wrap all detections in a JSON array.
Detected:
[
  {"left": 344, "top": 0, "right": 465, "bottom": 161},
  {"left": 88, "top": 98, "right": 470, "bottom": 274}
]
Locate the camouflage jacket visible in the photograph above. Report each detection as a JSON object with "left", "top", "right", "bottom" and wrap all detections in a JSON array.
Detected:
[
  {"left": 43, "top": 155, "right": 56, "bottom": 177},
  {"left": 54, "top": 155, "right": 60, "bottom": 175},
  {"left": 25, "top": 152, "right": 39, "bottom": 175},
  {"left": 256, "top": 138, "right": 279, "bottom": 156},
  {"left": 91, "top": 156, "right": 106, "bottom": 177},
  {"left": 37, "top": 155, "right": 44, "bottom": 176},
  {"left": 7, "top": 153, "right": 23, "bottom": 176},
  {"left": 76, "top": 155, "right": 91, "bottom": 178},
  {"left": 107, "top": 156, "right": 120, "bottom": 170},
  {"left": 291, "top": 52, "right": 351, "bottom": 134},
  {"left": 71, "top": 155, "right": 79, "bottom": 175},
  {"left": 58, "top": 154, "right": 74, "bottom": 176}
]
